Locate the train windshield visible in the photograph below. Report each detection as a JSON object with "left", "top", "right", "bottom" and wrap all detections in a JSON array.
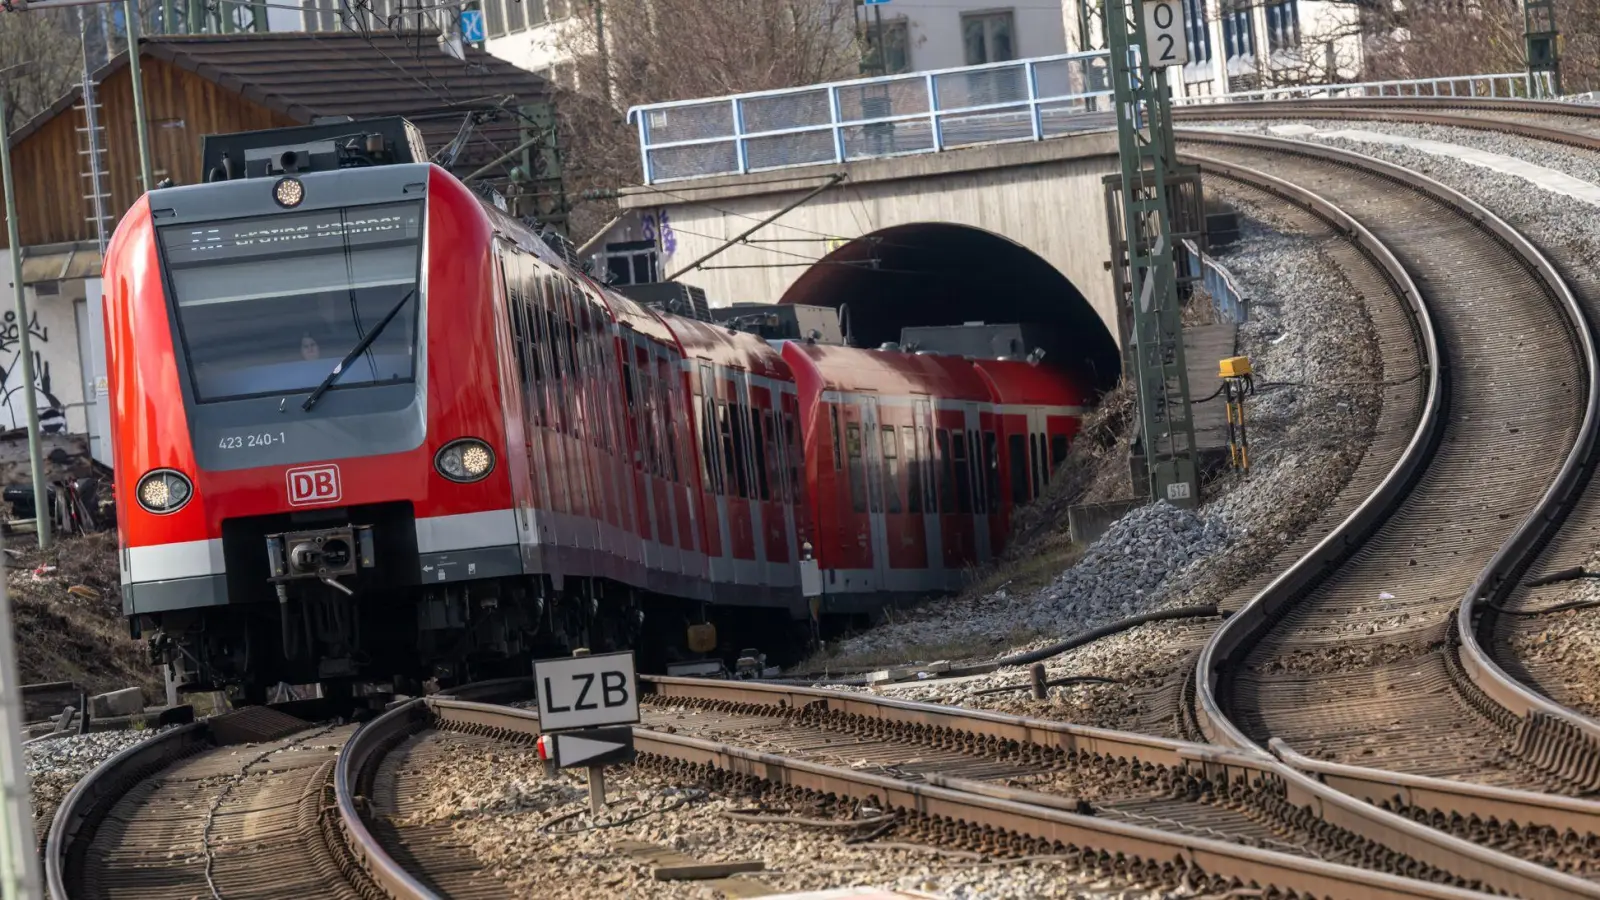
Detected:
[{"left": 159, "top": 201, "right": 424, "bottom": 404}]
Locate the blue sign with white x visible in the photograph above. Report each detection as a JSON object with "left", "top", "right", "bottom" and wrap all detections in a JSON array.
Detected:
[{"left": 460, "top": 9, "right": 486, "bottom": 43}]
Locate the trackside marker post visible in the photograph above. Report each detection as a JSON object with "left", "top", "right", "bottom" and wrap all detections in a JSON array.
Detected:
[{"left": 533, "top": 649, "right": 639, "bottom": 816}]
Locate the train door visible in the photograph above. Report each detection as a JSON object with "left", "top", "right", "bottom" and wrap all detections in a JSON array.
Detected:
[
  {"left": 655, "top": 351, "right": 686, "bottom": 573},
  {"left": 1029, "top": 407, "right": 1049, "bottom": 499},
  {"left": 778, "top": 389, "right": 804, "bottom": 574},
  {"left": 914, "top": 400, "right": 943, "bottom": 586},
  {"left": 860, "top": 396, "right": 892, "bottom": 590},
  {"left": 696, "top": 364, "right": 732, "bottom": 584},
  {"left": 749, "top": 382, "right": 789, "bottom": 584},
  {"left": 965, "top": 403, "right": 993, "bottom": 565},
  {"left": 625, "top": 340, "right": 658, "bottom": 570},
  {"left": 835, "top": 397, "right": 878, "bottom": 593},
  {"left": 882, "top": 403, "right": 927, "bottom": 584}
]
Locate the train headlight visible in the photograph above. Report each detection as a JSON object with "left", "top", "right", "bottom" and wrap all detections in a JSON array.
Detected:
[
  {"left": 434, "top": 438, "right": 495, "bottom": 483},
  {"left": 273, "top": 176, "right": 304, "bottom": 208},
  {"left": 136, "top": 469, "right": 193, "bottom": 515}
]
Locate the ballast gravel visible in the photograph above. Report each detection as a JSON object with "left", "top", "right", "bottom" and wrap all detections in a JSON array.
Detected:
[
  {"left": 400, "top": 737, "right": 1198, "bottom": 900},
  {"left": 810, "top": 205, "right": 1384, "bottom": 730},
  {"left": 26, "top": 726, "right": 170, "bottom": 840}
]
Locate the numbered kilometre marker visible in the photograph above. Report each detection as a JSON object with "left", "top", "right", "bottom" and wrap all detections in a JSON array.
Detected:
[{"left": 1142, "top": 0, "right": 1190, "bottom": 68}]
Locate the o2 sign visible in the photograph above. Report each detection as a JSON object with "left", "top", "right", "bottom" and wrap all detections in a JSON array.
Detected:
[
  {"left": 1142, "top": 0, "right": 1189, "bottom": 68},
  {"left": 641, "top": 208, "right": 677, "bottom": 256}
]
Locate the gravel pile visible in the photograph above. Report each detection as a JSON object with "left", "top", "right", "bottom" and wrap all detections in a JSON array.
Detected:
[
  {"left": 25, "top": 726, "right": 169, "bottom": 840},
  {"left": 810, "top": 206, "right": 1382, "bottom": 730},
  {"left": 400, "top": 738, "right": 1197, "bottom": 900}
]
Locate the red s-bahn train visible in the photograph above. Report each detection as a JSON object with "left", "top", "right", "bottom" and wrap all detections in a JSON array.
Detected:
[{"left": 102, "top": 117, "right": 1090, "bottom": 699}]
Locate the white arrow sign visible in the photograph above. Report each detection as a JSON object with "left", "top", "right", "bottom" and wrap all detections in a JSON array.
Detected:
[{"left": 536, "top": 726, "right": 637, "bottom": 769}]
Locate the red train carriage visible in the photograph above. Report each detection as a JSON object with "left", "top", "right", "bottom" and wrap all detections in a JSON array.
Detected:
[{"left": 782, "top": 343, "right": 1090, "bottom": 613}]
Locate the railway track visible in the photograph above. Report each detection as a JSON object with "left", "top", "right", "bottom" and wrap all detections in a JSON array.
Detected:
[
  {"left": 1180, "top": 127, "right": 1600, "bottom": 854},
  {"left": 1176, "top": 100, "right": 1600, "bottom": 774},
  {"left": 333, "top": 678, "right": 1539, "bottom": 900}
]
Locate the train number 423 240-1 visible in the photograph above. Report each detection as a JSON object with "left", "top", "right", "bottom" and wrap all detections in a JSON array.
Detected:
[{"left": 219, "top": 432, "right": 286, "bottom": 450}]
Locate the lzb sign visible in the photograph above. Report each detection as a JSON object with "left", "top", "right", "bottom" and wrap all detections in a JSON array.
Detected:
[{"left": 533, "top": 650, "right": 640, "bottom": 732}]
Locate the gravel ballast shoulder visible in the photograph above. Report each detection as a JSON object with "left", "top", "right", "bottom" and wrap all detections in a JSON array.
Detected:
[{"left": 26, "top": 726, "right": 170, "bottom": 843}]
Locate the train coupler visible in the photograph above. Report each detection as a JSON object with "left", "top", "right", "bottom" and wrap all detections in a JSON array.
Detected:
[{"left": 265, "top": 525, "right": 376, "bottom": 594}]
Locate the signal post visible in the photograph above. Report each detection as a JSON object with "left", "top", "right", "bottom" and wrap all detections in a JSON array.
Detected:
[{"left": 1106, "top": 0, "right": 1201, "bottom": 509}]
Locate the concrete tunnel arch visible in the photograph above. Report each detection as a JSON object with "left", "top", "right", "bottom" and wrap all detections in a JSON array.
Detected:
[{"left": 776, "top": 223, "right": 1121, "bottom": 395}]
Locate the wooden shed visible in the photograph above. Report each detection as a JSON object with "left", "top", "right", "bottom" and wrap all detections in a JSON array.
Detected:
[{"left": 2, "top": 30, "right": 556, "bottom": 253}]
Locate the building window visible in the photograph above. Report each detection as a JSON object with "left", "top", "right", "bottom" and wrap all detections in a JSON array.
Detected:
[
  {"left": 1266, "top": 0, "right": 1300, "bottom": 51},
  {"left": 1221, "top": 0, "right": 1254, "bottom": 59},
  {"left": 864, "top": 18, "right": 911, "bottom": 75},
  {"left": 961, "top": 11, "right": 1015, "bottom": 65},
  {"left": 605, "top": 240, "right": 658, "bottom": 287},
  {"left": 1183, "top": 0, "right": 1212, "bottom": 63}
]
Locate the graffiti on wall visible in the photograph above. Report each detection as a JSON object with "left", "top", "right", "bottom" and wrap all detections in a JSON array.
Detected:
[
  {"left": 0, "top": 310, "right": 65, "bottom": 434},
  {"left": 641, "top": 209, "right": 677, "bottom": 256}
]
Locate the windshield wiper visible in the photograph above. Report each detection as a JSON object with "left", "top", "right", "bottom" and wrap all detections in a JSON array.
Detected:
[{"left": 302, "top": 288, "right": 416, "bottom": 412}]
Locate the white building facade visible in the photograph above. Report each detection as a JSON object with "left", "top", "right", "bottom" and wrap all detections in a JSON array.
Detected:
[{"left": 1068, "top": 0, "right": 1365, "bottom": 96}]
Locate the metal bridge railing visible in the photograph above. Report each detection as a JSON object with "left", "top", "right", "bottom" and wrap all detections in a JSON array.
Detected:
[
  {"left": 628, "top": 62, "right": 1572, "bottom": 185},
  {"left": 1185, "top": 239, "right": 1248, "bottom": 323},
  {"left": 627, "top": 52, "right": 1115, "bottom": 185},
  {"left": 1172, "top": 71, "right": 1558, "bottom": 105}
]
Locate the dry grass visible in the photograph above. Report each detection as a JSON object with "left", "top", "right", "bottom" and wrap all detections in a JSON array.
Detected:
[{"left": 8, "top": 531, "right": 160, "bottom": 698}]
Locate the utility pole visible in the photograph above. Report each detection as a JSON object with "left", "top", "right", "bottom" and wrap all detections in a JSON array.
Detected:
[
  {"left": 0, "top": 82, "right": 56, "bottom": 550},
  {"left": 1523, "top": 0, "right": 1561, "bottom": 97},
  {"left": 1105, "top": 0, "right": 1199, "bottom": 509},
  {"left": 122, "top": 0, "right": 155, "bottom": 192}
]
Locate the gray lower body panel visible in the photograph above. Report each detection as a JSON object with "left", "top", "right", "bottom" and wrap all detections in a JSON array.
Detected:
[{"left": 125, "top": 574, "right": 230, "bottom": 615}]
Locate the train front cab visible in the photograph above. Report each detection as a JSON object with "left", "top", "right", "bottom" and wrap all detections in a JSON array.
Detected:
[{"left": 107, "top": 162, "right": 538, "bottom": 698}]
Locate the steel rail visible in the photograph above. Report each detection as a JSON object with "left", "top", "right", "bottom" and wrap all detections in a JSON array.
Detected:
[
  {"left": 340, "top": 695, "right": 1514, "bottom": 900},
  {"left": 1176, "top": 96, "right": 1600, "bottom": 121},
  {"left": 640, "top": 674, "right": 1600, "bottom": 898}
]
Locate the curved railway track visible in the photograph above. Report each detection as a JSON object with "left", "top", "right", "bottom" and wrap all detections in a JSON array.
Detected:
[
  {"left": 1177, "top": 100, "right": 1600, "bottom": 777},
  {"left": 1180, "top": 127, "right": 1600, "bottom": 848}
]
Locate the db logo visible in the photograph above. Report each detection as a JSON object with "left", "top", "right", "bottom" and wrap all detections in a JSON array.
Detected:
[{"left": 286, "top": 465, "right": 342, "bottom": 506}]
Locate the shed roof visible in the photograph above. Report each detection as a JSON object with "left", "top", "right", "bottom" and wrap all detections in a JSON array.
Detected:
[{"left": 10, "top": 31, "right": 553, "bottom": 184}]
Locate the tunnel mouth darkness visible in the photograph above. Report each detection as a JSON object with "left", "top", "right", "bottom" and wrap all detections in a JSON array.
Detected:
[{"left": 777, "top": 222, "right": 1121, "bottom": 395}]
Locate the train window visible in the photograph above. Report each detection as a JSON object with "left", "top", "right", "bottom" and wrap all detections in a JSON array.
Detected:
[
  {"left": 829, "top": 405, "right": 843, "bottom": 471},
  {"left": 1051, "top": 434, "right": 1069, "bottom": 473},
  {"left": 846, "top": 423, "right": 866, "bottom": 514},
  {"left": 983, "top": 431, "right": 1000, "bottom": 514},
  {"left": 881, "top": 426, "right": 902, "bottom": 514},
  {"left": 784, "top": 411, "right": 801, "bottom": 502},
  {"left": 902, "top": 426, "right": 921, "bottom": 514},
  {"left": 659, "top": 361, "right": 681, "bottom": 483},
  {"left": 1009, "top": 433, "right": 1029, "bottom": 504},
  {"left": 764, "top": 409, "right": 782, "bottom": 502},
  {"left": 936, "top": 429, "right": 954, "bottom": 513},
  {"left": 725, "top": 401, "right": 750, "bottom": 498},
  {"left": 1032, "top": 433, "right": 1045, "bottom": 497},
  {"left": 622, "top": 362, "right": 635, "bottom": 409},
  {"left": 749, "top": 406, "right": 770, "bottom": 501},
  {"left": 951, "top": 432, "right": 972, "bottom": 515}
]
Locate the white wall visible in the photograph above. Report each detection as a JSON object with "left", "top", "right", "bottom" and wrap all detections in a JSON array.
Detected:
[
  {"left": 0, "top": 279, "right": 92, "bottom": 439},
  {"left": 865, "top": 2, "right": 1067, "bottom": 73}
]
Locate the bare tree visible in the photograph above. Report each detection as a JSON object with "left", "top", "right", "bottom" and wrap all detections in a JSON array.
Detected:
[
  {"left": 553, "top": 0, "right": 863, "bottom": 239},
  {"left": 0, "top": 8, "right": 81, "bottom": 133}
]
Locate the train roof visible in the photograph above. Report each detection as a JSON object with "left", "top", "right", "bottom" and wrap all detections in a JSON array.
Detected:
[
  {"left": 781, "top": 342, "right": 993, "bottom": 402},
  {"left": 970, "top": 358, "right": 1087, "bottom": 407},
  {"left": 661, "top": 315, "right": 791, "bottom": 381}
]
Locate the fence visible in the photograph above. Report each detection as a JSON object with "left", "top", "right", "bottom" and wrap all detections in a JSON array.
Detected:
[
  {"left": 627, "top": 52, "right": 1114, "bottom": 184},
  {"left": 629, "top": 57, "right": 1569, "bottom": 185},
  {"left": 1171, "top": 71, "right": 1557, "bottom": 105},
  {"left": 1185, "top": 239, "right": 1248, "bottom": 323}
]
